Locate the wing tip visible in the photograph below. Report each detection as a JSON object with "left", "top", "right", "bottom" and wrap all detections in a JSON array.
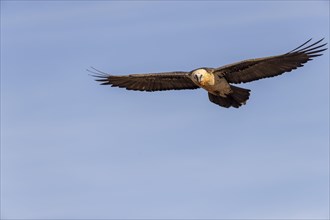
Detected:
[
  {"left": 87, "top": 67, "right": 113, "bottom": 84},
  {"left": 289, "top": 38, "right": 328, "bottom": 56}
]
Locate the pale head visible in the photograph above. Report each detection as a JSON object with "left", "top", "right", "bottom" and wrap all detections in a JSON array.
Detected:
[{"left": 191, "top": 68, "right": 208, "bottom": 83}]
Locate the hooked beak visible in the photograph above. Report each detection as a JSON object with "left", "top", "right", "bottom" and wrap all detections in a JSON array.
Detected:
[{"left": 194, "top": 74, "right": 202, "bottom": 83}]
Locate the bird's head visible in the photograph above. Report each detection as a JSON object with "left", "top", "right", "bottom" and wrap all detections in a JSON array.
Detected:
[{"left": 191, "top": 68, "right": 208, "bottom": 84}]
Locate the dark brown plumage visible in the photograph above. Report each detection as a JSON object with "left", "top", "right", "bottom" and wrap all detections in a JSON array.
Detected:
[
  {"left": 91, "top": 39, "right": 327, "bottom": 108},
  {"left": 214, "top": 38, "right": 327, "bottom": 84},
  {"left": 93, "top": 71, "right": 198, "bottom": 92}
]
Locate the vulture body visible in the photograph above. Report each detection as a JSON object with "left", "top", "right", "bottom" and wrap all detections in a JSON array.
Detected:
[{"left": 92, "top": 39, "right": 327, "bottom": 108}]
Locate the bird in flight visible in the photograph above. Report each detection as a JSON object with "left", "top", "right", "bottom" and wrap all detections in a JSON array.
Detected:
[{"left": 91, "top": 38, "right": 327, "bottom": 108}]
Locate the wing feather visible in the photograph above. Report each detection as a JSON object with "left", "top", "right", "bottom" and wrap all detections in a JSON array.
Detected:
[
  {"left": 92, "top": 71, "right": 199, "bottom": 91},
  {"left": 215, "top": 39, "right": 327, "bottom": 84}
]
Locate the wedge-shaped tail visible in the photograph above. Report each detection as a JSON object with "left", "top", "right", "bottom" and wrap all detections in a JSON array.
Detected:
[{"left": 208, "top": 86, "right": 251, "bottom": 108}]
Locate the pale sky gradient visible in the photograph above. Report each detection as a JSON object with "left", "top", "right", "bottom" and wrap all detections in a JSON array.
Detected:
[{"left": 1, "top": 1, "right": 329, "bottom": 219}]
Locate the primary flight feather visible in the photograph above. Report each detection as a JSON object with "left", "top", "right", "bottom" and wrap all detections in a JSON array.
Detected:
[{"left": 92, "top": 39, "right": 327, "bottom": 108}]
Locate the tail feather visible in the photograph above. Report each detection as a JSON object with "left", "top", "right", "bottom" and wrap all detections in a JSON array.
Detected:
[
  {"left": 208, "top": 85, "right": 250, "bottom": 108},
  {"left": 230, "top": 85, "right": 251, "bottom": 105}
]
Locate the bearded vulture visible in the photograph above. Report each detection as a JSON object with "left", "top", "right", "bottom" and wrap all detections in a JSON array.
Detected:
[{"left": 92, "top": 38, "right": 327, "bottom": 108}]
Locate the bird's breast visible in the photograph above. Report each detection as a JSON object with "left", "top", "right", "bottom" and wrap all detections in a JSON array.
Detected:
[
  {"left": 198, "top": 74, "right": 231, "bottom": 97},
  {"left": 200, "top": 74, "right": 215, "bottom": 87}
]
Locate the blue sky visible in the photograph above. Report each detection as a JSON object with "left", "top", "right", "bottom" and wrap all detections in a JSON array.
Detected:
[{"left": 1, "top": 1, "right": 329, "bottom": 219}]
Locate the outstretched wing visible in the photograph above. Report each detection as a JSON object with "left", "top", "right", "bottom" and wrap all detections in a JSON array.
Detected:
[
  {"left": 91, "top": 70, "right": 199, "bottom": 92},
  {"left": 214, "top": 38, "right": 327, "bottom": 84}
]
